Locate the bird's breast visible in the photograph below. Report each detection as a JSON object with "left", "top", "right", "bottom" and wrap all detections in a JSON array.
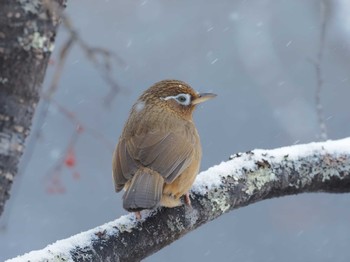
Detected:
[{"left": 162, "top": 124, "right": 202, "bottom": 201}]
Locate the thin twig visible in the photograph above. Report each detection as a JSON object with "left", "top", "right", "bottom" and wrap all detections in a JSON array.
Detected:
[
  {"left": 58, "top": 6, "right": 125, "bottom": 106},
  {"left": 20, "top": 0, "right": 121, "bottom": 180},
  {"left": 314, "top": 0, "right": 328, "bottom": 141},
  {"left": 48, "top": 96, "right": 115, "bottom": 151},
  {"left": 44, "top": 125, "right": 81, "bottom": 193},
  {"left": 47, "top": 35, "right": 75, "bottom": 97},
  {"left": 42, "top": 0, "right": 125, "bottom": 104}
]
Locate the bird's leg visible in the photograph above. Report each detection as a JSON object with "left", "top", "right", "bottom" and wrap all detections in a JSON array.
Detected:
[
  {"left": 184, "top": 192, "right": 191, "bottom": 206},
  {"left": 134, "top": 211, "right": 141, "bottom": 220}
]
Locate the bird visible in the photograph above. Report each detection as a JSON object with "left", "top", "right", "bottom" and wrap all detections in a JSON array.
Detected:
[{"left": 112, "top": 79, "right": 216, "bottom": 218}]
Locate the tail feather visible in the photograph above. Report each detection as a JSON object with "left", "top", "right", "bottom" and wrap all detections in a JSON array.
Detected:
[{"left": 123, "top": 168, "right": 164, "bottom": 212}]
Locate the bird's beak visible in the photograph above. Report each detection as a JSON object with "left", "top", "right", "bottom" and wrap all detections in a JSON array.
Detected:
[{"left": 192, "top": 93, "right": 217, "bottom": 105}]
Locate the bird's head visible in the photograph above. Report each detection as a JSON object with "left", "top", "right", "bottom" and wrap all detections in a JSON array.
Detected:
[{"left": 137, "top": 80, "right": 216, "bottom": 119}]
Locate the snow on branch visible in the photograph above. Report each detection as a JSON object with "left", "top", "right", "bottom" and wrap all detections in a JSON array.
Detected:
[{"left": 7, "top": 138, "right": 350, "bottom": 262}]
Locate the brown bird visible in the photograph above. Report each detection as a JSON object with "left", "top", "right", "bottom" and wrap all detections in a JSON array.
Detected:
[{"left": 112, "top": 80, "right": 216, "bottom": 218}]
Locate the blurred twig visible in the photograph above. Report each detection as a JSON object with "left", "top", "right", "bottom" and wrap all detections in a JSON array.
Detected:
[
  {"left": 47, "top": 34, "right": 74, "bottom": 97},
  {"left": 42, "top": 95, "right": 115, "bottom": 193},
  {"left": 43, "top": 0, "right": 125, "bottom": 103},
  {"left": 44, "top": 125, "right": 81, "bottom": 194},
  {"left": 48, "top": 96, "right": 115, "bottom": 151},
  {"left": 20, "top": 0, "right": 120, "bottom": 187},
  {"left": 314, "top": 0, "right": 329, "bottom": 141},
  {"left": 20, "top": 94, "right": 115, "bottom": 181}
]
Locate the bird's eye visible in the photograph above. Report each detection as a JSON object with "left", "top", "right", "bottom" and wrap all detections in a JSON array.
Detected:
[
  {"left": 161, "top": 93, "right": 191, "bottom": 106},
  {"left": 175, "top": 94, "right": 191, "bottom": 105},
  {"left": 177, "top": 95, "right": 186, "bottom": 102}
]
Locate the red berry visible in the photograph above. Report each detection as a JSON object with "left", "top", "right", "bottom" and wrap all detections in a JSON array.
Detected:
[{"left": 65, "top": 149, "right": 76, "bottom": 168}]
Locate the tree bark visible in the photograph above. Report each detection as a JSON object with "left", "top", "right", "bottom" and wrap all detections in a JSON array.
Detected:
[
  {"left": 7, "top": 138, "right": 350, "bottom": 262},
  {"left": 0, "top": 0, "right": 65, "bottom": 217}
]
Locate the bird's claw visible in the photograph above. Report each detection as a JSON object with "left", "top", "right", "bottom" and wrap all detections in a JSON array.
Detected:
[
  {"left": 134, "top": 211, "right": 141, "bottom": 220},
  {"left": 184, "top": 192, "right": 191, "bottom": 206}
]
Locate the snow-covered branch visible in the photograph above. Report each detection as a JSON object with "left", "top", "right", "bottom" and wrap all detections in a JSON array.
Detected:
[{"left": 7, "top": 138, "right": 350, "bottom": 262}]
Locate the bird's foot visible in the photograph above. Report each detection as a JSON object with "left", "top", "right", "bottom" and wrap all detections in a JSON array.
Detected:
[
  {"left": 134, "top": 211, "right": 141, "bottom": 220},
  {"left": 184, "top": 192, "right": 191, "bottom": 206}
]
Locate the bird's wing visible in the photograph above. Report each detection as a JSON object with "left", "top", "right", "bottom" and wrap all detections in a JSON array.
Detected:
[
  {"left": 129, "top": 130, "right": 195, "bottom": 183},
  {"left": 113, "top": 128, "right": 195, "bottom": 190}
]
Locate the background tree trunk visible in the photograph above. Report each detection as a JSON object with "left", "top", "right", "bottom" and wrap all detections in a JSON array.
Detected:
[{"left": 0, "top": 0, "right": 65, "bottom": 217}]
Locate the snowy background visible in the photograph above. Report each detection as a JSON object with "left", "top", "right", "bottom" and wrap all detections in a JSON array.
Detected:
[{"left": 2, "top": 0, "right": 350, "bottom": 261}]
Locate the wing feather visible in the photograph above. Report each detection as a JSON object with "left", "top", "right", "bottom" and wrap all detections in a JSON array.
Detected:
[
  {"left": 113, "top": 125, "right": 196, "bottom": 190},
  {"left": 128, "top": 130, "right": 194, "bottom": 183}
]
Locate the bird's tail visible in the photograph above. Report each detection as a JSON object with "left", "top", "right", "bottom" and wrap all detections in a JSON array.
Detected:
[{"left": 123, "top": 167, "right": 164, "bottom": 212}]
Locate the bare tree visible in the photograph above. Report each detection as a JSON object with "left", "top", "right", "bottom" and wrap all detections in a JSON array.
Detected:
[{"left": 0, "top": 0, "right": 66, "bottom": 216}]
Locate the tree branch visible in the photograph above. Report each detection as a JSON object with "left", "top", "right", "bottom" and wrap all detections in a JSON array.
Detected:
[{"left": 7, "top": 138, "right": 350, "bottom": 262}]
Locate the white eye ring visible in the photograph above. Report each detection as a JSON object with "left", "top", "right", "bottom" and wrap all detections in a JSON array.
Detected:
[{"left": 162, "top": 93, "right": 191, "bottom": 106}]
